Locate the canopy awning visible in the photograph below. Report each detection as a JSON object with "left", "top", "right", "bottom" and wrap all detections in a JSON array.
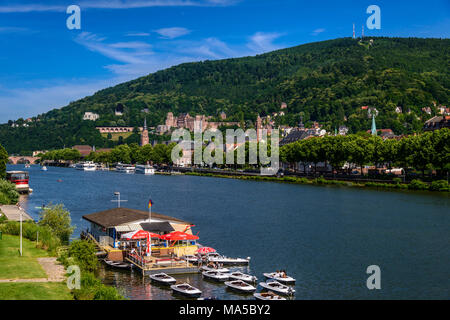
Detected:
[
  {"left": 140, "top": 222, "right": 174, "bottom": 233},
  {"left": 160, "top": 231, "right": 199, "bottom": 241},
  {"left": 115, "top": 224, "right": 142, "bottom": 232}
]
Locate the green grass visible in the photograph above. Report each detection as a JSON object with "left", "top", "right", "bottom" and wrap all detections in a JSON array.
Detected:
[
  {"left": 0, "top": 282, "right": 72, "bottom": 300},
  {"left": 0, "top": 234, "right": 49, "bottom": 279}
]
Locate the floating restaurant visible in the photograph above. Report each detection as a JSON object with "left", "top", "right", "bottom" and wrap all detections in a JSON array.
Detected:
[{"left": 81, "top": 207, "right": 200, "bottom": 274}]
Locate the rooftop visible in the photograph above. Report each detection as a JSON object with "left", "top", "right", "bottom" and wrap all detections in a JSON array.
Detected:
[{"left": 82, "top": 207, "right": 192, "bottom": 228}]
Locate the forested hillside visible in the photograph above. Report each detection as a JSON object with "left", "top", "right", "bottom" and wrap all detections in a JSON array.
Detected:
[{"left": 1, "top": 37, "right": 448, "bottom": 154}]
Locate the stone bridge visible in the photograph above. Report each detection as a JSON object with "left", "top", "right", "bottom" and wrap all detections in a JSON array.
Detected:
[{"left": 8, "top": 156, "right": 40, "bottom": 164}]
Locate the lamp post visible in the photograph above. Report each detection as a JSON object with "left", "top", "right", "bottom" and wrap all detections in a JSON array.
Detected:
[
  {"left": 19, "top": 205, "right": 22, "bottom": 257},
  {"left": 111, "top": 192, "right": 127, "bottom": 208}
]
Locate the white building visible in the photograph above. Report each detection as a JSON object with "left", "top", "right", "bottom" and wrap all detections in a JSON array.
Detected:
[{"left": 83, "top": 112, "right": 100, "bottom": 121}]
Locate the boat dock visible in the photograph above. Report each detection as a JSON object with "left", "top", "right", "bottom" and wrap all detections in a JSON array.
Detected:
[
  {"left": 126, "top": 253, "right": 198, "bottom": 275},
  {"left": 0, "top": 205, "right": 33, "bottom": 221}
]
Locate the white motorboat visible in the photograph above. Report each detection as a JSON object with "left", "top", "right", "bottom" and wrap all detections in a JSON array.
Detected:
[
  {"left": 263, "top": 272, "right": 296, "bottom": 284},
  {"left": 103, "top": 259, "right": 132, "bottom": 269},
  {"left": 24, "top": 164, "right": 30, "bottom": 168},
  {"left": 229, "top": 272, "right": 257, "bottom": 283},
  {"left": 115, "top": 163, "right": 135, "bottom": 174},
  {"left": 259, "top": 280, "right": 295, "bottom": 296},
  {"left": 202, "top": 270, "right": 230, "bottom": 282},
  {"left": 149, "top": 273, "right": 176, "bottom": 285},
  {"left": 183, "top": 255, "right": 200, "bottom": 263},
  {"left": 41, "top": 166, "right": 47, "bottom": 171},
  {"left": 253, "top": 292, "right": 286, "bottom": 301},
  {"left": 200, "top": 265, "right": 230, "bottom": 273},
  {"left": 75, "top": 161, "right": 97, "bottom": 171},
  {"left": 224, "top": 280, "right": 256, "bottom": 293},
  {"left": 206, "top": 252, "right": 250, "bottom": 265},
  {"left": 171, "top": 283, "right": 202, "bottom": 298},
  {"left": 136, "top": 164, "right": 155, "bottom": 175}
]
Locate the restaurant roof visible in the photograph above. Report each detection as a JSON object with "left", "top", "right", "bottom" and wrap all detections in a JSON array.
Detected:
[{"left": 82, "top": 207, "right": 191, "bottom": 228}]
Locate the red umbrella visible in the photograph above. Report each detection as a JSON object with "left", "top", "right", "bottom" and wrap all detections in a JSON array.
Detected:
[
  {"left": 120, "top": 230, "right": 160, "bottom": 240},
  {"left": 195, "top": 247, "right": 216, "bottom": 254},
  {"left": 160, "top": 231, "right": 199, "bottom": 241}
]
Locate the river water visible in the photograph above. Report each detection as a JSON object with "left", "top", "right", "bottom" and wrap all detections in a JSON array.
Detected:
[{"left": 10, "top": 164, "right": 450, "bottom": 300}]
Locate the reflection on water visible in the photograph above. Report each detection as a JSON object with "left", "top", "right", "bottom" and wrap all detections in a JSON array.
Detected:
[{"left": 98, "top": 263, "right": 258, "bottom": 300}]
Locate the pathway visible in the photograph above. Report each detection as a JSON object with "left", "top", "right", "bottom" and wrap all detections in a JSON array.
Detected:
[
  {"left": 0, "top": 257, "right": 66, "bottom": 283},
  {"left": 0, "top": 205, "right": 33, "bottom": 221}
]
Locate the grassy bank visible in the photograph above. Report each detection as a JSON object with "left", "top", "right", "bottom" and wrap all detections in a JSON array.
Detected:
[
  {"left": 185, "top": 172, "right": 450, "bottom": 193},
  {"left": 0, "top": 283, "right": 72, "bottom": 300}
]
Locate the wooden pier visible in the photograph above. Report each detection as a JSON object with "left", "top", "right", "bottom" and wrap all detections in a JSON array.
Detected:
[{"left": 126, "top": 253, "right": 199, "bottom": 276}]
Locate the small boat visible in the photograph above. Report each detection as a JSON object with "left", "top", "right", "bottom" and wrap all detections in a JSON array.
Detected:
[
  {"left": 253, "top": 291, "right": 286, "bottom": 301},
  {"left": 41, "top": 166, "right": 47, "bottom": 171},
  {"left": 150, "top": 273, "right": 176, "bottom": 285},
  {"left": 202, "top": 270, "right": 230, "bottom": 282},
  {"left": 103, "top": 259, "right": 132, "bottom": 269},
  {"left": 183, "top": 255, "right": 199, "bottom": 263},
  {"left": 224, "top": 280, "right": 256, "bottom": 293},
  {"left": 75, "top": 161, "right": 97, "bottom": 171},
  {"left": 200, "top": 265, "right": 230, "bottom": 273},
  {"left": 136, "top": 164, "right": 155, "bottom": 175},
  {"left": 115, "top": 163, "right": 135, "bottom": 174},
  {"left": 171, "top": 283, "right": 202, "bottom": 298},
  {"left": 259, "top": 280, "right": 295, "bottom": 296},
  {"left": 206, "top": 252, "right": 250, "bottom": 265},
  {"left": 229, "top": 272, "right": 257, "bottom": 283},
  {"left": 263, "top": 272, "right": 296, "bottom": 284},
  {"left": 24, "top": 164, "right": 30, "bottom": 168}
]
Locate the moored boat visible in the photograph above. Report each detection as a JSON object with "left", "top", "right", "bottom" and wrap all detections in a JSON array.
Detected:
[
  {"left": 229, "top": 272, "right": 257, "bottom": 283},
  {"left": 182, "top": 255, "right": 199, "bottom": 263},
  {"left": 253, "top": 292, "right": 286, "bottom": 300},
  {"left": 75, "top": 161, "right": 97, "bottom": 171},
  {"left": 263, "top": 272, "right": 296, "bottom": 284},
  {"left": 103, "top": 259, "right": 132, "bottom": 269},
  {"left": 41, "top": 166, "right": 47, "bottom": 171},
  {"left": 259, "top": 280, "right": 295, "bottom": 296},
  {"left": 202, "top": 270, "right": 230, "bottom": 282},
  {"left": 115, "top": 163, "right": 135, "bottom": 174},
  {"left": 224, "top": 280, "right": 256, "bottom": 293},
  {"left": 135, "top": 164, "right": 155, "bottom": 175},
  {"left": 6, "top": 171, "right": 30, "bottom": 194},
  {"left": 200, "top": 265, "right": 230, "bottom": 273},
  {"left": 171, "top": 283, "right": 202, "bottom": 298},
  {"left": 206, "top": 252, "right": 250, "bottom": 265},
  {"left": 150, "top": 273, "right": 176, "bottom": 285}
]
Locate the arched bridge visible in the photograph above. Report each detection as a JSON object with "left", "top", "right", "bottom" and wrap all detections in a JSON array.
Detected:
[{"left": 8, "top": 156, "right": 40, "bottom": 164}]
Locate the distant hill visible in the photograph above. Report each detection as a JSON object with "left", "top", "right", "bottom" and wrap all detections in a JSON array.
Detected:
[{"left": 1, "top": 37, "right": 449, "bottom": 154}]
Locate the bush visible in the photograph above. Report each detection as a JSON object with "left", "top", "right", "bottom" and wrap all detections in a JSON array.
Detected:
[
  {"left": 0, "top": 180, "right": 19, "bottom": 204},
  {"left": 66, "top": 240, "right": 98, "bottom": 273},
  {"left": 430, "top": 180, "right": 449, "bottom": 192},
  {"left": 408, "top": 179, "right": 429, "bottom": 190},
  {"left": 0, "top": 221, "right": 61, "bottom": 253},
  {"left": 72, "top": 272, "right": 124, "bottom": 300},
  {"left": 38, "top": 204, "right": 75, "bottom": 244}
]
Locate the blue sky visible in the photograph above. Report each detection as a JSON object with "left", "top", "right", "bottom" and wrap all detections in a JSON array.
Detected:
[{"left": 0, "top": 0, "right": 449, "bottom": 123}]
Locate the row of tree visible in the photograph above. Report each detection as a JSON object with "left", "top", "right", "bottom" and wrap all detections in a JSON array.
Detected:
[{"left": 280, "top": 129, "right": 450, "bottom": 175}]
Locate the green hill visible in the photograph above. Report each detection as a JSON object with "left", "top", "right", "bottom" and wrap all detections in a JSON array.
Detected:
[{"left": 1, "top": 37, "right": 449, "bottom": 154}]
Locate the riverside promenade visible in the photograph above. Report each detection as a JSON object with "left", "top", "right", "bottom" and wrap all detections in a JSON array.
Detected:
[{"left": 0, "top": 205, "right": 33, "bottom": 221}]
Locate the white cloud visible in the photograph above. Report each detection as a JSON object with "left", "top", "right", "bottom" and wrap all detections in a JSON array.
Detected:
[
  {"left": 155, "top": 27, "right": 191, "bottom": 39},
  {"left": 0, "top": 0, "right": 238, "bottom": 13},
  {"left": 126, "top": 32, "right": 151, "bottom": 37},
  {"left": 311, "top": 28, "right": 325, "bottom": 36},
  {"left": 247, "top": 32, "right": 283, "bottom": 53}
]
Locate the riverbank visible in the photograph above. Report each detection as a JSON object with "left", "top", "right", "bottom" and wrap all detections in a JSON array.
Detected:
[
  {"left": 184, "top": 172, "right": 450, "bottom": 193},
  {"left": 0, "top": 234, "right": 72, "bottom": 300}
]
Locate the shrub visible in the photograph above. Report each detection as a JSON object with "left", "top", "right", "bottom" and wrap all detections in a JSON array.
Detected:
[
  {"left": 67, "top": 240, "right": 98, "bottom": 273},
  {"left": 0, "top": 221, "right": 61, "bottom": 253},
  {"left": 430, "top": 180, "right": 449, "bottom": 192},
  {"left": 408, "top": 179, "right": 429, "bottom": 190},
  {"left": 72, "top": 272, "right": 124, "bottom": 300},
  {"left": 38, "top": 204, "right": 75, "bottom": 244},
  {"left": 0, "top": 180, "right": 19, "bottom": 204},
  {"left": 392, "top": 177, "right": 402, "bottom": 184}
]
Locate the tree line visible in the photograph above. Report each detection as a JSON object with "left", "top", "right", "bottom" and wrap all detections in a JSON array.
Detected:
[{"left": 280, "top": 129, "right": 450, "bottom": 176}]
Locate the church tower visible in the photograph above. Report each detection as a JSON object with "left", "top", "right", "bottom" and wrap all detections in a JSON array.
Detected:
[{"left": 141, "top": 117, "right": 149, "bottom": 146}]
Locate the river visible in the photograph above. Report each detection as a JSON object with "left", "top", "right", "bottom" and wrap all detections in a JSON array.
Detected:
[{"left": 10, "top": 164, "right": 450, "bottom": 300}]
